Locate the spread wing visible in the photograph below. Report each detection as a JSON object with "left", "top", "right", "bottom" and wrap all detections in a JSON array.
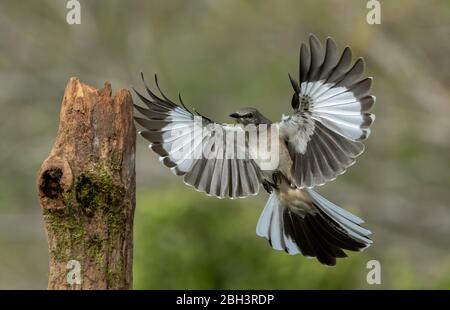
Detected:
[
  {"left": 279, "top": 34, "right": 375, "bottom": 188},
  {"left": 134, "top": 74, "right": 262, "bottom": 199}
]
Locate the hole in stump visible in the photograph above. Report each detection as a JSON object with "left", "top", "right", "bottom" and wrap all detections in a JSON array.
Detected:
[{"left": 40, "top": 168, "right": 63, "bottom": 199}]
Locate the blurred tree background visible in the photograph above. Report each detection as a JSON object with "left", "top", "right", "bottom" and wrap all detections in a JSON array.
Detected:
[{"left": 0, "top": 0, "right": 449, "bottom": 289}]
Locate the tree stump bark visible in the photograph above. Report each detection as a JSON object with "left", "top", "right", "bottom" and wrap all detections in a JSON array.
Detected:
[{"left": 36, "top": 77, "right": 136, "bottom": 289}]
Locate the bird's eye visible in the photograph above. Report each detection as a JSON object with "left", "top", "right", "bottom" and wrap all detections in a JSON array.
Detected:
[{"left": 247, "top": 113, "right": 253, "bottom": 118}]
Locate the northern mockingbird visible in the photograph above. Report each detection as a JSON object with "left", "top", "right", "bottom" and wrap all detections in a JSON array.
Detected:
[{"left": 134, "top": 34, "right": 375, "bottom": 266}]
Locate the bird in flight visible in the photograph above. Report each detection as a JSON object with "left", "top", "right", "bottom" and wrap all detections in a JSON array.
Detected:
[{"left": 134, "top": 34, "right": 375, "bottom": 266}]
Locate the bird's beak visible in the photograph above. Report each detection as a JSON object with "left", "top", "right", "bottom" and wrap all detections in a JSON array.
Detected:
[{"left": 229, "top": 112, "right": 240, "bottom": 119}]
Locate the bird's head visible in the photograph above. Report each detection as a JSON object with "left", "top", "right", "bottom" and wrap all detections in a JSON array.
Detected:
[{"left": 229, "top": 107, "right": 270, "bottom": 125}]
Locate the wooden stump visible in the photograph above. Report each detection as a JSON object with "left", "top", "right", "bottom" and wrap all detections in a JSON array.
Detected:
[{"left": 36, "top": 77, "right": 136, "bottom": 289}]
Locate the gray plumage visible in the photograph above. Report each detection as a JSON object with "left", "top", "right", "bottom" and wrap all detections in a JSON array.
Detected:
[
  {"left": 135, "top": 34, "right": 376, "bottom": 266},
  {"left": 282, "top": 34, "right": 375, "bottom": 189},
  {"left": 134, "top": 74, "right": 262, "bottom": 199}
]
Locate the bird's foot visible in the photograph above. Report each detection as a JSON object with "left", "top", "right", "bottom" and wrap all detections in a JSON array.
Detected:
[
  {"left": 272, "top": 171, "right": 283, "bottom": 187},
  {"left": 262, "top": 180, "right": 274, "bottom": 194}
]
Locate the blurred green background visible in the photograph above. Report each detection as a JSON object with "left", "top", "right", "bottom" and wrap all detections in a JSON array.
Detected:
[{"left": 0, "top": 0, "right": 449, "bottom": 289}]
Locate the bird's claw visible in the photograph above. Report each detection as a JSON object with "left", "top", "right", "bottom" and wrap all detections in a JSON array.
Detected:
[
  {"left": 272, "top": 171, "right": 282, "bottom": 186},
  {"left": 262, "top": 180, "right": 273, "bottom": 194}
]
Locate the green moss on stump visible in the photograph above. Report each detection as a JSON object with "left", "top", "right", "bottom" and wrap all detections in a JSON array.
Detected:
[
  {"left": 111, "top": 150, "right": 123, "bottom": 172},
  {"left": 45, "top": 164, "right": 127, "bottom": 271},
  {"left": 75, "top": 167, "right": 124, "bottom": 216},
  {"left": 86, "top": 234, "right": 104, "bottom": 266}
]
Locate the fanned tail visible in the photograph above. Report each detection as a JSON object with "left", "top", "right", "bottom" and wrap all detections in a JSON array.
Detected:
[{"left": 256, "top": 189, "right": 372, "bottom": 266}]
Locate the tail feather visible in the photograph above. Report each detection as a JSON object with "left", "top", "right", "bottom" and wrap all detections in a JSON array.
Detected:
[
  {"left": 256, "top": 193, "right": 301, "bottom": 254},
  {"left": 284, "top": 210, "right": 314, "bottom": 256},
  {"left": 307, "top": 189, "right": 365, "bottom": 224},
  {"left": 313, "top": 210, "right": 366, "bottom": 251},
  {"left": 256, "top": 190, "right": 372, "bottom": 266},
  {"left": 306, "top": 188, "right": 372, "bottom": 245}
]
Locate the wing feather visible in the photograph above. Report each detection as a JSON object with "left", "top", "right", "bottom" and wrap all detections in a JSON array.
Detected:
[
  {"left": 134, "top": 75, "right": 262, "bottom": 198},
  {"left": 281, "top": 35, "right": 375, "bottom": 188}
]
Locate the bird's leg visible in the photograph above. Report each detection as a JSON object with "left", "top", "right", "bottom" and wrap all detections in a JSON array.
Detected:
[
  {"left": 272, "top": 171, "right": 283, "bottom": 188},
  {"left": 262, "top": 171, "right": 283, "bottom": 194},
  {"left": 262, "top": 180, "right": 274, "bottom": 194}
]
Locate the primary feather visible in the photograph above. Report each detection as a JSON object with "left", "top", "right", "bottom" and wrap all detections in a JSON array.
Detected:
[{"left": 279, "top": 34, "right": 375, "bottom": 188}]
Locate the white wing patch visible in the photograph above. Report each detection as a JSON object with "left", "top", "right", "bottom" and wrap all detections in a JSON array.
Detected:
[
  {"left": 280, "top": 34, "right": 375, "bottom": 188},
  {"left": 134, "top": 74, "right": 263, "bottom": 199},
  {"left": 279, "top": 114, "right": 315, "bottom": 154}
]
